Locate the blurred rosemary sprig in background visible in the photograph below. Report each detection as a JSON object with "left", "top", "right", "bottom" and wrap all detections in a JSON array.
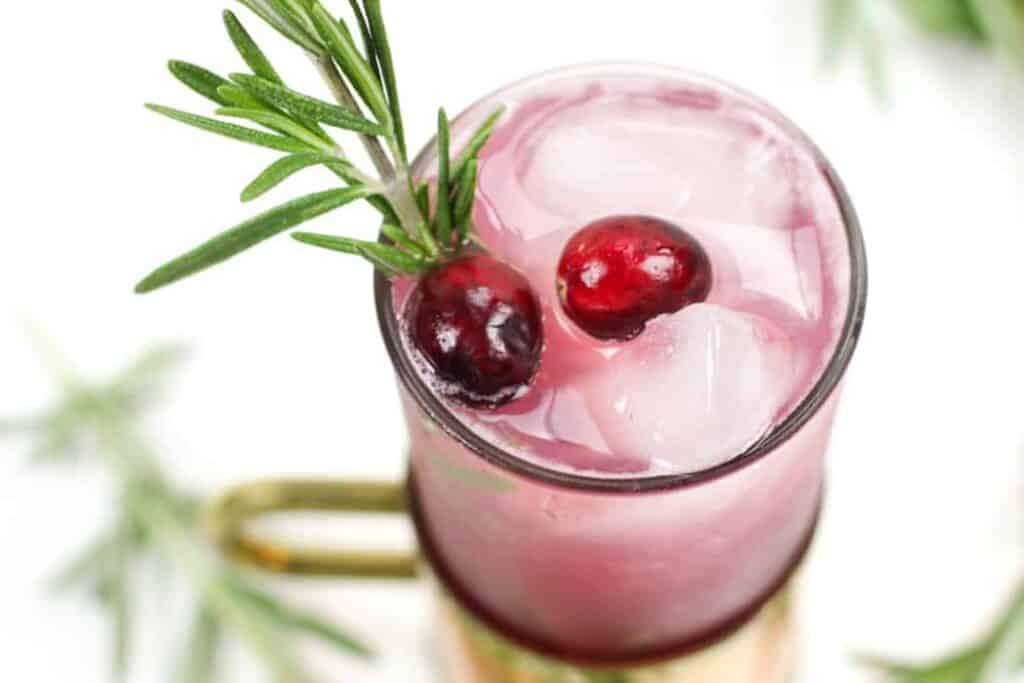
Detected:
[
  {"left": 0, "top": 337, "right": 369, "bottom": 682},
  {"left": 825, "top": 0, "right": 1024, "bottom": 92}
]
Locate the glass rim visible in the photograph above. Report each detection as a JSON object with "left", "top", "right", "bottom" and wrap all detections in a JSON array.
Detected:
[
  {"left": 406, "top": 470, "right": 821, "bottom": 664},
  {"left": 374, "top": 62, "right": 868, "bottom": 495}
]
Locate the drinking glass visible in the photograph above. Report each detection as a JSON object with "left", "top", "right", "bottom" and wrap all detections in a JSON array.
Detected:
[{"left": 210, "top": 64, "right": 867, "bottom": 683}]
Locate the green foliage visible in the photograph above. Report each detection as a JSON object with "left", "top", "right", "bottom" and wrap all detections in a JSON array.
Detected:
[
  {"left": 380, "top": 223, "right": 428, "bottom": 258},
  {"left": 970, "top": 0, "right": 1024, "bottom": 65},
  {"left": 363, "top": 0, "right": 406, "bottom": 161},
  {"left": 347, "top": 0, "right": 381, "bottom": 83},
  {"left": 135, "top": 187, "right": 370, "bottom": 293},
  {"left": 180, "top": 607, "right": 220, "bottom": 683},
  {"left": 229, "top": 74, "right": 386, "bottom": 134},
  {"left": 308, "top": 2, "right": 391, "bottom": 127},
  {"left": 453, "top": 159, "right": 478, "bottom": 244},
  {"left": 223, "top": 10, "right": 283, "bottom": 85},
  {"left": 434, "top": 109, "right": 453, "bottom": 247},
  {"left": 241, "top": 153, "right": 339, "bottom": 202},
  {"left": 216, "top": 106, "right": 332, "bottom": 150},
  {"left": 292, "top": 231, "right": 426, "bottom": 275},
  {"left": 452, "top": 107, "right": 504, "bottom": 181},
  {"left": 827, "top": 0, "right": 1024, "bottom": 92},
  {"left": 146, "top": 105, "right": 311, "bottom": 153},
  {"left": 168, "top": 61, "right": 234, "bottom": 106},
  {"left": 896, "top": 0, "right": 985, "bottom": 38},
  {"left": 138, "top": 0, "right": 504, "bottom": 294},
  {"left": 1, "top": 340, "right": 370, "bottom": 682}
]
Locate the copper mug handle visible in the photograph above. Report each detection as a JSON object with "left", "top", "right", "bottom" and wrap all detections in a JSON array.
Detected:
[{"left": 204, "top": 478, "right": 419, "bottom": 579}]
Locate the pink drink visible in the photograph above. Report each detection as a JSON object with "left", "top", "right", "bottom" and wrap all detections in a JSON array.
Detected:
[{"left": 378, "top": 64, "right": 865, "bottom": 665}]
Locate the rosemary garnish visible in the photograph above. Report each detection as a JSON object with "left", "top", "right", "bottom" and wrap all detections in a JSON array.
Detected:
[
  {"left": 136, "top": 1, "right": 503, "bottom": 294},
  {"left": 1, "top": 336, "right": 370, "bottom": 682}
]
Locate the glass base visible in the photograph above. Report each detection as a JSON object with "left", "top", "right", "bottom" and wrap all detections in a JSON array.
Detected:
[{"left": 435, "top": 581, "right": 797, "bottom": 683}]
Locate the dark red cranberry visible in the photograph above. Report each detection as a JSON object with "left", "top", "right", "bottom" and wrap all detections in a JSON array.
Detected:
[
  {"left": 406, "top": 254, "right": 543, "bottom": 408},
  {"left": 557, "top": 215, "right": 712, "bottom": 341}
]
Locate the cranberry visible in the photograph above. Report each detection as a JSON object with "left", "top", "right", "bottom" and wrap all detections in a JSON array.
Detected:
[
  {"left": 406, "top": 254, "right": 543, "bottom": 408},
  {"left": 557, "top": 215, "right": 712, "bottom": 341}
]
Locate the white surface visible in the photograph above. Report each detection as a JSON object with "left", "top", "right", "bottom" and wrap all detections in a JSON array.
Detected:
[{"left": 1, "top": 1, "right": 1023, "bottom": 681}]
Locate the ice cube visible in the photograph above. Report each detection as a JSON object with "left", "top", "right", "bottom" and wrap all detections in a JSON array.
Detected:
[
  {"left": 514, "top": 94, "right": 796, "bottom": 230},
  {"left": 582, "top": 304, "right": 796, "bottom": 473},
  {"left": 472, "top": 84, "right": 826, "bottom": 329}
]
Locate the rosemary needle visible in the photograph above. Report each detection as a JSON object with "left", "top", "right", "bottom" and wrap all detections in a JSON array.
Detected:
[
  {"left": 137, "top": 0, "right": 505, "bottom": 295},
  {"left": 1, "top": 338, "right": 371, "bottom": 682}
]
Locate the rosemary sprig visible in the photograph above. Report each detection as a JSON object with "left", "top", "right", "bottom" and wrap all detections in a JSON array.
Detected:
[
  {"left": 137, "top": 0, "right": 503, "bottom": 294},
  {"left": 2, "top": 339, "right": 371, "bottom": 682}
]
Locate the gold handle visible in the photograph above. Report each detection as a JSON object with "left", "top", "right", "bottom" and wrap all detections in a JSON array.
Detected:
[{"left": 204, "top": 479, "right": 419, "bottom": 579}]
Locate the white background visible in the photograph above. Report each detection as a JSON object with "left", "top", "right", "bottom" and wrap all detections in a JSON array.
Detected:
[{"left": 1, "top": 1, "right": 1023, "bottom": 681}]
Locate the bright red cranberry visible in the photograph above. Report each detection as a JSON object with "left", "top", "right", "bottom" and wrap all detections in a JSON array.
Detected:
[
  {"left": 557, "top": 215, "right": 712, "bottom": 341},
  {"left": 406, "top": 254, "right": 543, "bottom": 408}
]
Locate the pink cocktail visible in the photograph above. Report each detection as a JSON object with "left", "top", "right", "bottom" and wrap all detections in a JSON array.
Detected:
[{"left": 376, "top": 64, "right": 866, "bottom": 676}]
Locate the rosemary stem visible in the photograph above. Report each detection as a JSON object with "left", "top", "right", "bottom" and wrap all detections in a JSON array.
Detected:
[
  {"left": 387, "top": 170, "right": 425, "bottom": 235},
  {"left": 384, "top": 138, "right": 424, "bottom": 232},
  {"left": 342, "top": 163, "right": 385, "bottom": 194},
  {"left": 311, "top": 55, "right": 421, "bottom": 237},
  {"left": 312, "top": 55, "right": 394, "bottom": 179}
]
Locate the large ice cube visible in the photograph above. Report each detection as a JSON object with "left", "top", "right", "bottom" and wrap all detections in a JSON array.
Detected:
[
  {"left": 514, "top": 94, "right": 796, "bottom": 231},
  {"left": 583, "top": 304, "right": 796, "bottom": 473}
]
